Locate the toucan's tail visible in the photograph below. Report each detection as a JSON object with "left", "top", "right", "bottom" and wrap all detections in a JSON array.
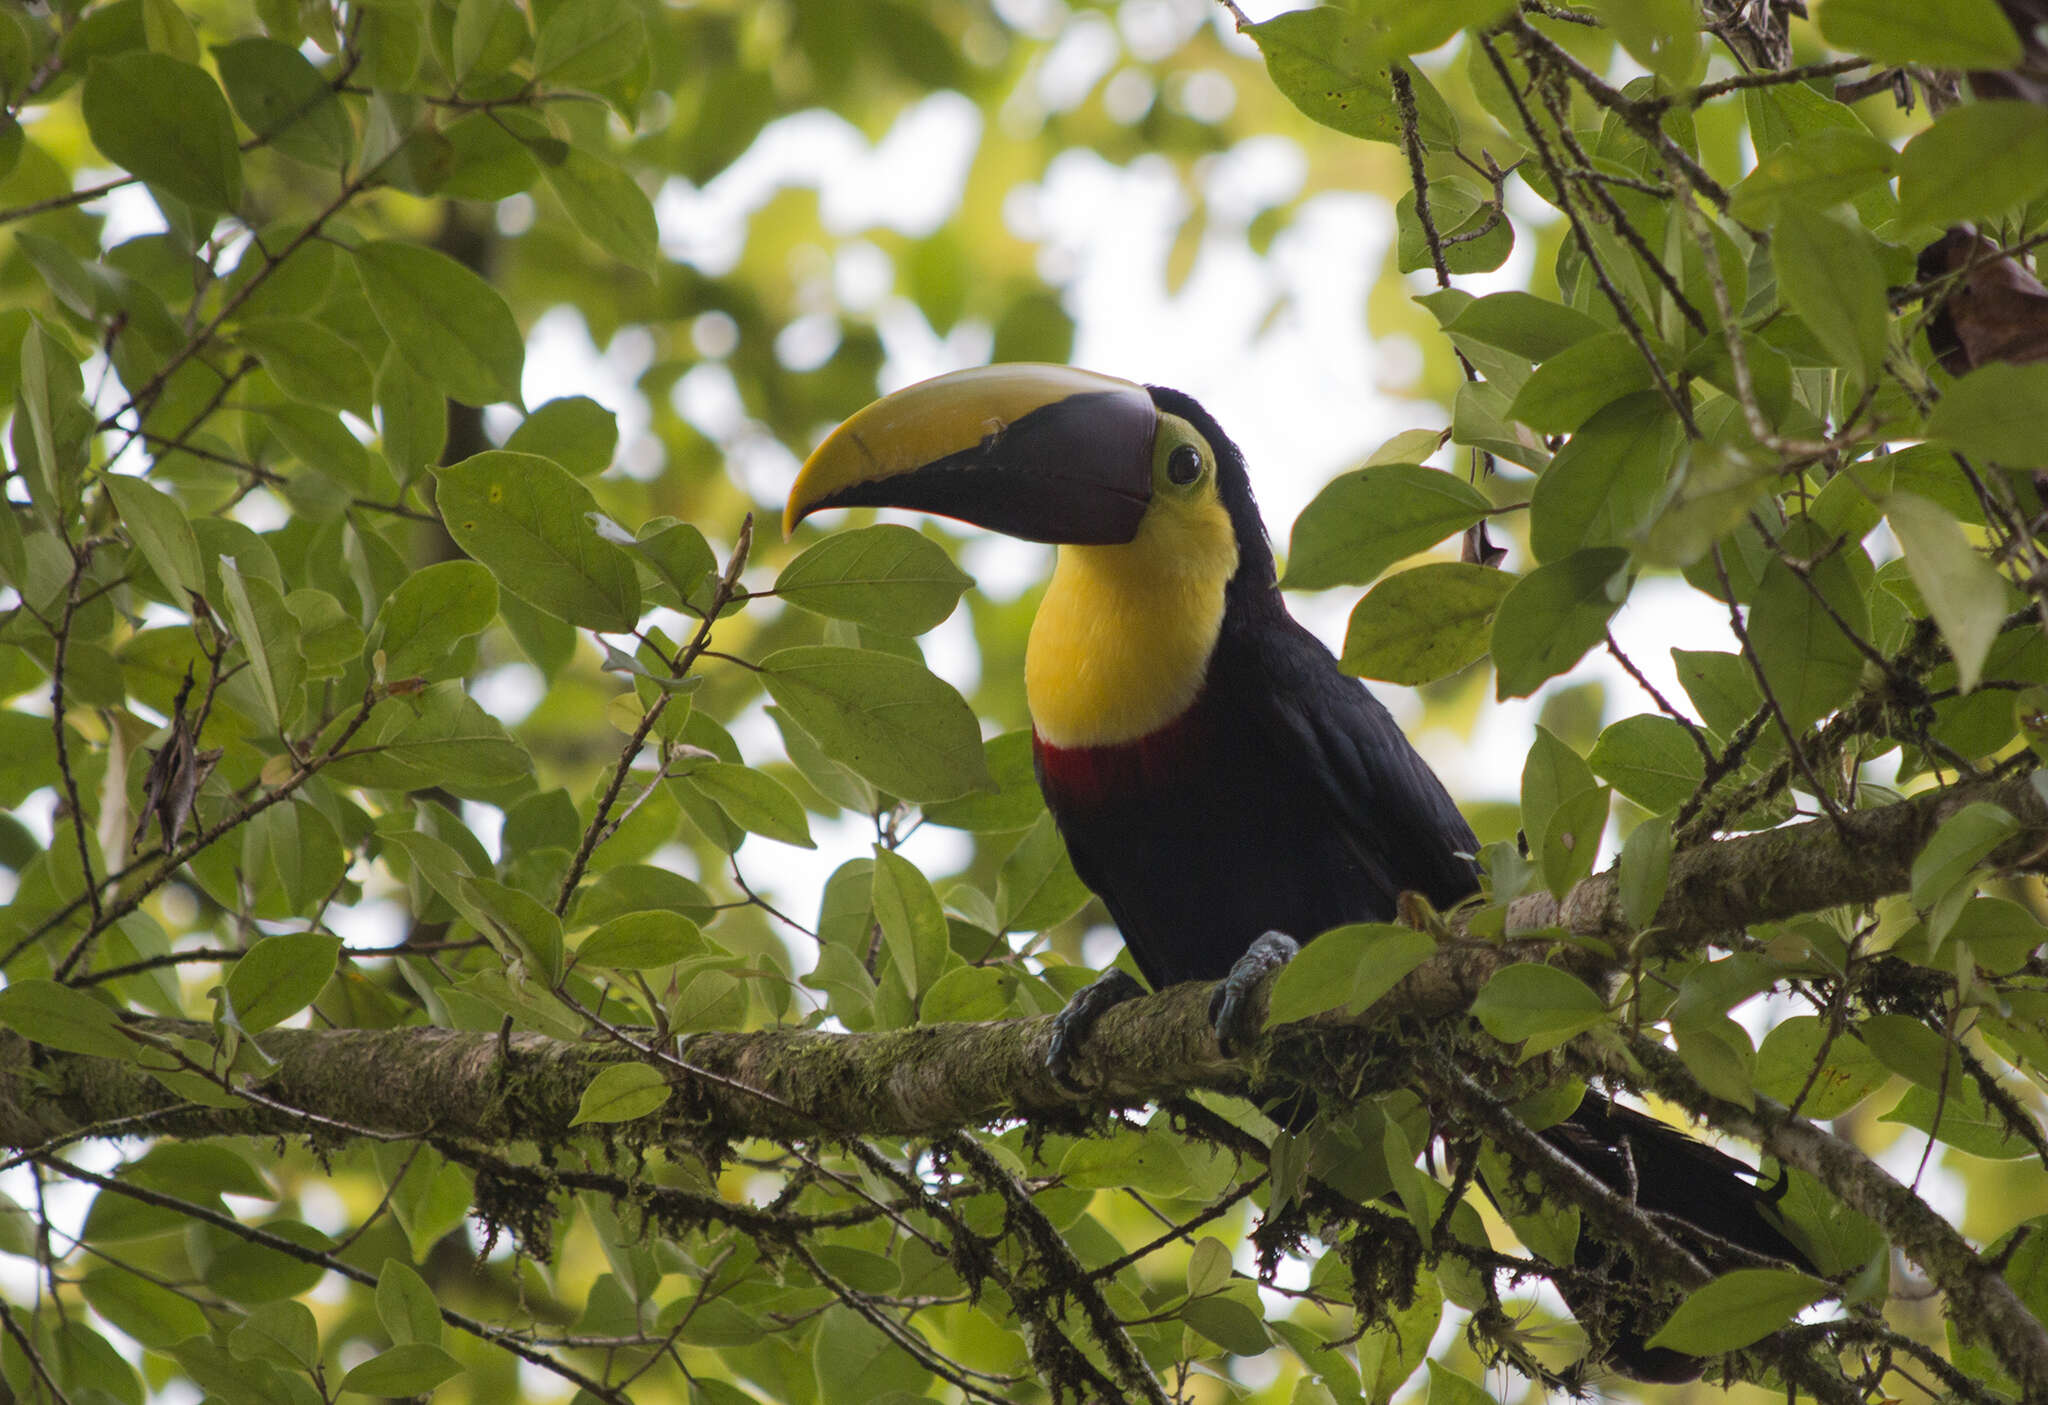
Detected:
[{"left": 1540, "top": 1092, "right": 1813, "bottom": 1382}]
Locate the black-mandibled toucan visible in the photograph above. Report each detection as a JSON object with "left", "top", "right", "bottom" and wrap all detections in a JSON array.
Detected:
[{"left": 785, "top": 363, "right": 1811, "bottom": 1382}]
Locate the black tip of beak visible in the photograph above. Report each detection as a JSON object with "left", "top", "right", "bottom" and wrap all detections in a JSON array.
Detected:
[{"left": 813, "top": 390, "right": 1155, "bottom": 545}]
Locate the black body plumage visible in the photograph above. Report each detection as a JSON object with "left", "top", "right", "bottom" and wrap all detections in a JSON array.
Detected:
[{"left": 1033, "top": 386, "right": 1810, "bottom": 1381}]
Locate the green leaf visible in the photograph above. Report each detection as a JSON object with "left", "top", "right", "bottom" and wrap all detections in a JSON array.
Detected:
[
  {"left": 196, "top": 1219, "right": 331, "bottom": 1303},
  {"left": 505, "top": 395, "right": 617, "bottom": 477},
  {"left": 996, "top": 810, "right": 1093, "bottom": 932},
  {"left": 377, "top": 349, "right": 447, "bottom": 482},
  {"left": 1395, "top": 179, "right": 1510, "bottom": 275},
  {"left": 1587, "top": 714, "right": 1704, "bottom": 814},
  {"left": 1183, "top": 1280, "right": 1273, "bottom": 1355},
  {"left": 1927, "top": 362, "right": 2048, "bottom": 468},
  {"left": 1817, "top": 0, "right": 2021, "bottom": 70},
  {"left": 213, "top": 36, "right": 353, "bottom": 169},
  {"left": 1248, "top": 9, "right": 1458, "bottom": 146},
  {"left": 1618, "top": 814, "right": 1673, "bottom": 930},
  {"left": 82, "top": 1265, "right": 210, "bottom": 1348},
  {"left": 921, "top": 730, "right": 1045, "bottom": 832},
  {"left": 1528, "top": 392, "right": 1684, "bottom": 562},
  {"left": 1341, "top": 561, "right": 1512, "bottom": 685},
  {"left": 1885, "top": 493, "right": 2006, "bottom": 694},
  {"left": 1747, "top": 519, "right": 1870, "bottom": 732},
  {"left": 759, "top": 646, "right": 992, "bottom": 803},
  {"left": 1187, "top": 1236, "right": 1233, "bottom": 1297},
  {"left": 235, "top": 316, "right": 374, "bottom": 417},
  {"left": 1860, "top": 1012, "right": 1959, "bottom": 1091},
  {"left": 541, "top": 147, "right": 660, "bottom": 273},
  {"left": 1771, "top": 206, "right": 1887, "bottom": 383},
  {"left": 104, "top": 473, "right": 203, "bottom": 601},
  {"left": 354, "top": 241, "right": 523, "bottom": 407},
  {"left": 461, "top": 875, "right": 565, "bottom": 984},
  {"left": 433, "top": 451, "right": 640, "bottom": 631},
  {"left": 1507, "top": 331, "right": 1656, "bottom": 436},
  {"left": 370, "top": 559, "right": 499, "bottom": 681},
  {"left": 919, "top": 965, "right": 1023, "bottom": 1023},
  {"left": 776, "top": 524, "right": 974, "bottom": 635},
  {"left": 228, "top": 1299, "right": 319, "bottom": 1368},
  {"left": 1674, "top": 1015, "right": 1757, "bottom": 1107},
  {"left": 1442, "top": 291, "right": 1605, "bottom": 361},
  {"left": 1643, "top": 1268, "right": 1828, "bottom": 1354},
  {"left": 224, "top": 934, "right": 340, "bottom": 1033},
  {"left": 1426, "top": 1361, "right": 1500, "bottom": 1405},
  {"left": 376, "top": 1259, "right": 442, "bottom": 1346},
  {"left": 82, "top": 51, "right": 242, "bottom": 211},
  {"left": 572, "top": 1062, "right": 671, "bottom": 1126},
  {"left": 338, "top": 1342, "right": 464, "bottom": 1396},
  {"left": 533, "top": 0, "right": 642, "bottom": 84},
  {"left": 680, "top": 761, "right": 815, "bottom": 848},
  {"left": 217, "top": 556, "right": 306, "bottom": 732},
  {"left": 1283, "top": 464, "right": 1491, "bottom": 590},
  {"left": 1897, "top": 101, "right": 2048, "bottom": 230},
  {"left": 872, "top": 845, "right": 949, "bottom": 994},
  {"left": 1540, "top": 784, "right": 1609, "bottom": 899},
  {"left": 1729, "top": 126, "right": 1896, "bottom": 225},
  {"left": 1881, "top": 1081, "right": 2037, "bottom": 1159},
  {"left": 1521, "top": 725, "right": 1597, "bottom": 855},
  {"left": 1589, "top": 0, "right": 1703, "bottom": 85},
  {"left": 1470, "top": 963, "right": 1606, "bottom": 1051},
  {"left": 323, "top": 682, "right": 531, "bottom": 793},
  {"left": 1756, "top": 1015, "right": 1888, "bottom": 1118},
  {"left": 575, "top": 912, "right": 701, "bottom": 970},
  {"left": 1910, "top": 801, "right": 2019, "bottom": 909},
  {"left": 1264, "top": 923, "right": 1437, "bottom": 1027},
  {"left": 1491, "top": 548, "right": 1631, "bottom": 699}
]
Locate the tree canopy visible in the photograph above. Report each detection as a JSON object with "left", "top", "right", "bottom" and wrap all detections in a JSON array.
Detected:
[{"left": 4, "top": 1, "right": 2048, "bottom": 1402}]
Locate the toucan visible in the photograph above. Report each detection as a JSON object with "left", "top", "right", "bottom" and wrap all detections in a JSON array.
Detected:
[{"left": 784, "top": 363, "right": 1812, "bottom": 1382}]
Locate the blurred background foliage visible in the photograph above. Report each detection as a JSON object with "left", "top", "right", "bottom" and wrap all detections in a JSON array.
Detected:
[{"left": 4, "top": 0, "right": 2048, "bottom": 1402}]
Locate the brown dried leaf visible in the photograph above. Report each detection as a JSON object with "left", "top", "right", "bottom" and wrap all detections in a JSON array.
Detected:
[{"left": 1917, "top": 225, "right": 2048, "bottom": 374}]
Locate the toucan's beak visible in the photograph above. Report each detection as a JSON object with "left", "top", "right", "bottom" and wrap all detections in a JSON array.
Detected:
[{"left": 783, "top": 364, "right": 1157, "bottom": 545}]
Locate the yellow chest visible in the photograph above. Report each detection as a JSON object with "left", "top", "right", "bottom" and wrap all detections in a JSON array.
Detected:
[{"left": 1023, "top": 500, "right": 1238, "bottom": 749}]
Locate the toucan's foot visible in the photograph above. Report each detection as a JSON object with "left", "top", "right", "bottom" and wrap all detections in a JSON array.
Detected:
[
  {"left": 1046, "top": 969, "right": 1147, "bottom": 1090},
  {"left": 1209, "top": 931, "right": 1300, "bottom": 1057}
]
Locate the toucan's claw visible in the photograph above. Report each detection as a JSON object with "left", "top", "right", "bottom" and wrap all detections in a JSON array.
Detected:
[
  {"left": 1209, "top": 931, "right": 1300, "bottom": 1057},
  {"left": 1046, "top": 968, "right": 1147, "bottom": 1090}
]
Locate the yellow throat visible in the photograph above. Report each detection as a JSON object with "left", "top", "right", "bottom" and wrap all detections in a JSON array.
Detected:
[{"left": 1024, "top": 488, "right": 1239, "bottom": 749}]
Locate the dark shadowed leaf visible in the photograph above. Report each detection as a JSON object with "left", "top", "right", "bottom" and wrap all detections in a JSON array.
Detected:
[
  {"left": 214, "top": 36, "right": 353, "bottom": 168},
  {"left": 82, "top": 51, "right": 241, "bottom": 210}
]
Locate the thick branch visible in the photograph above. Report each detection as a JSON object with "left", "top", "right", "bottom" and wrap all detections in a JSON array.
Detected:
[{"left": 6, "top": 774, "right": 2044, "bottom": 1154}]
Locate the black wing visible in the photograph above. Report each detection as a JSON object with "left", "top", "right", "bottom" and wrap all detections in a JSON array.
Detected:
[{"left": 1221, "top": 608, "right": 1482, "bottom": 918}]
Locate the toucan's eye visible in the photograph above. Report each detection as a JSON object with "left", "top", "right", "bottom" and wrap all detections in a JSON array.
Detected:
[{"left": 1167, "top": 443, "right": 1203, "bottom": 486}]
